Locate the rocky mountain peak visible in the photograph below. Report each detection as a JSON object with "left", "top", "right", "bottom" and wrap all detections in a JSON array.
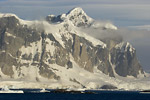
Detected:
[
  {"left": 65, "top": 7, "right": 93, "bottom": 27},
  {"left": 67, "top": 7, "right": 85, "bottom": 15},
  {"left": 46, "top": 7, "right": 117, "bottom": 30},
  {"left": 115, "top": 42, "right": 135, "bottom": 53},
  {"left": 46, "top": 7, "right": 93, "bottom": 27}
]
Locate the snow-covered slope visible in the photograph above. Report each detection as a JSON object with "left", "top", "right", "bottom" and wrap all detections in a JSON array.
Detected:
[
  {"left": 0, "top": 7, "right": 148, "bottom": 90},
  {"left": 0, "top": 13, "right": 19, "bottom": 19},
  {"left": 0, "top": 63, "right": 149, "bottom": 90}
]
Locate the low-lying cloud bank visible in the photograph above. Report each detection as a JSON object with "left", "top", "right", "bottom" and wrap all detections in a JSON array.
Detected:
[{"left": 80, "top": 24, "right": 150, "bottom": 70}]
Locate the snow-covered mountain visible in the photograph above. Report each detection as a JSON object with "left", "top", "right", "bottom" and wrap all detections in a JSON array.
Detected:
[{"left": 0, "top": 7, "right": 149, "bottom": 90}]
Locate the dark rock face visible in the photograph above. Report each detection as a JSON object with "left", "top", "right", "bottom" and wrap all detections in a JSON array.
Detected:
[
  {"left": 46, "top": 15, "right": 63, "bottom": 23},
  {"left": 101, "top": 85, "right": 117, "bottom": 89},
  {"left": 0, "top": 52, "right": 16, "bottom": 77},
  {"left": 0, "top": 12, "right": 144, "bottom": 81},
  {"left": 72, "top": 35, "right": 93, "bottom": 72},
  {"left": 111, "top": 42, "right": 144, "bottom": 77},
  {"left": 96, "top": 48, "right": 115, "bottom": 77}
]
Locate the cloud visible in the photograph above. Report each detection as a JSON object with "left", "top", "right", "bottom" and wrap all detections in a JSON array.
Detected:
[
  {"left": 129, "top": 25, "right": 150, "bottom": 31},
  {"left": 2, "top": 0, "right": 150, "bottom": 6},
  {"left": 80, "top": 24, "right": 150, "bottom": 70}
]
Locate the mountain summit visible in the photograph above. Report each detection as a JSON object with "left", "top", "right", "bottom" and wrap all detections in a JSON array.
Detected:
[
  {"left": 0, "top": 8, "right": 148, "bottom": 90},
  {"left": 46, "top": 7, "right": 93, "bottom": 27},
  {"left": 46, "top": 7, "right": 117, "bottom": 30},
  {"left": 65, "top": 7, "right": 93, "bottom": 27}
]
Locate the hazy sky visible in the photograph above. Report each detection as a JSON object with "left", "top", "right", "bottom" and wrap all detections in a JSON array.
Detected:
[
  {"left": 0, "top": 0, "right": 150, "bottom": 26},
  {"left": 0, "top": 0, "right": 150, "bottom": 70}
]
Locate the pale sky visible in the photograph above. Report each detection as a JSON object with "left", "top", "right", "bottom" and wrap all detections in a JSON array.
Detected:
[
  {"left": 0, "top": 0, "right": 150, "bottom": 70},
  {"left": 0, "top": 0, "right": 150, "bottom": 26}
]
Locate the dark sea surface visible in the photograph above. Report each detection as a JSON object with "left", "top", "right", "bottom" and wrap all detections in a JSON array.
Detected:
[{"left": 0, "top": 90, "right": 150, "bottom": 100}]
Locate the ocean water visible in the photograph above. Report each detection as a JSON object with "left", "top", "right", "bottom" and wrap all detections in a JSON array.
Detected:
[{"left": 0, "top": 90, "right": 150, "bottom": 100}]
